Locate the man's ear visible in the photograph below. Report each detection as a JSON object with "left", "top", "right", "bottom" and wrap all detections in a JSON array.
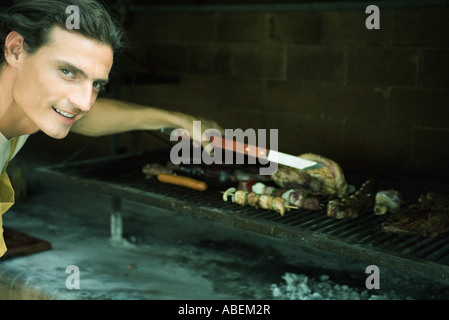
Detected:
[{"left": 4, "top": 31, "right": 26, "bottom": 67}]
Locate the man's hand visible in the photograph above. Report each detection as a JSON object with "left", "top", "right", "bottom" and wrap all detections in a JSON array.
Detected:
[{"left": 174, "top": 114, "right": 225, "bottom": 150}]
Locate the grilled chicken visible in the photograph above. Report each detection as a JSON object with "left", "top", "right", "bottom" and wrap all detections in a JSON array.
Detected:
[{"left": 271, "top": 153, "right": 349, "bottom": 198}]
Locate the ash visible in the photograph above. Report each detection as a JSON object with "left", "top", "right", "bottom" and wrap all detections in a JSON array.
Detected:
[{"left": 271, "top": 273, "right": 412, "bottom": 300}]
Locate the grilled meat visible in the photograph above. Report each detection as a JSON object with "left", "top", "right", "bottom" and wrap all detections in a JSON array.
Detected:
[
  {"left": 271, "top": 153, "right": 348, "bottom": 198},
  {"left": 222, "top": 187, "right": 291, "bottom": 216},
  {"left": 247, "top": 191, "right": 260, "bottom": 207},
  {"left": 258, "top": 194, "right": 273, "bottom": 210},
  {"left": 234, "top": 190, "right": 248, "bottom": 206},
  {"left": 327, "top": 179, "right": 376, "bottom": 219},
  {"left": 271, "top": 166, "right": 315, "bottom": 190},
  {"left": 251, "top": 182, "right": 321, "bottom": 211},
  {"left": 238, "top": 180, "right": 257, "bottom": 192},
  {"left": 272, "top": 197, "right": 287, "bottom": 215},
  {"left": 382, "top": 192, "right": 449, "bottom": 238},
  {"left": 142, "top": 163, "right": 173, "bottom": 178},
  {"left": 289, "top": 191, "right": 322, "bottom": 211},
  {"left": 374, "top": 189, "right": 402, "bottom": 215}
]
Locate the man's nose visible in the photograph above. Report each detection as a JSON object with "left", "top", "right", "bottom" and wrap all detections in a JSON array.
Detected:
[{"left": 69, "top": 83, "right": 94, "bottom": 112}]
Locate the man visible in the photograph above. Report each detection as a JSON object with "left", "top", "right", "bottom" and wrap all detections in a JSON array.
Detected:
[{"left": 0, "top": 0, "right": 221, "bottom": 257}]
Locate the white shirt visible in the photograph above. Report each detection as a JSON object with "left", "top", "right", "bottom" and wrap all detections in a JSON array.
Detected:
[{"left": 0, "top": 133, "right": 29, "bottom": 172}]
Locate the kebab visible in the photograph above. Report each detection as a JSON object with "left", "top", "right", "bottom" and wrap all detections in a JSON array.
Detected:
[
  {"left": 222, "top": 187, "right": 298, "bottom": 216},
  {"left": 248, "top": 182, "right": 322, "bottom": 211}
]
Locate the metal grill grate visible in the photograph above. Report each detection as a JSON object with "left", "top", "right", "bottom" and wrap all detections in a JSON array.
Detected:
[{"left": 36, "top": 151, "right": 449, "bottom": 284}]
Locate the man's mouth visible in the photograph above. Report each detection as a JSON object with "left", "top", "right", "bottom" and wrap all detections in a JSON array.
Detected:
[{"left": 52, "top": 107, "right": 76, "bottom": 119}]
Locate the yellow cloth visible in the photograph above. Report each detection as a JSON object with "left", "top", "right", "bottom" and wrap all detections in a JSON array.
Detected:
[{"left": 0, "top": 137, "right": 19, "bottom": 258}]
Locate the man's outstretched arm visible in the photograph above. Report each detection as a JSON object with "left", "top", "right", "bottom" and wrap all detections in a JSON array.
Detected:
[{"left": 71, "top": 98, "right": 223, "bottom": 146}]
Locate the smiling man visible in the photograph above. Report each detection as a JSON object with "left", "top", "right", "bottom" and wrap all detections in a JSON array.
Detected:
[
  {"left": 0, "top": 0, "right": 222, "bottom": 258},
  {"left": 1, "top": 26, "right": 114, "bottom": 140}
]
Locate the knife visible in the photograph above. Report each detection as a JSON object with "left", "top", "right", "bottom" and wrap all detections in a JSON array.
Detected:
[
  {"left": 209, "top": 136, "right": 321, "bottom": 171},
  {"left": 160, "top": 128, "right": 321, "bottom": 170}
]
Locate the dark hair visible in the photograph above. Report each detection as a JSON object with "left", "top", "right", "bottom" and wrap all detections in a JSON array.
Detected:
[{"left": 0, "top": 0, "right": 126, "bottom": 67}]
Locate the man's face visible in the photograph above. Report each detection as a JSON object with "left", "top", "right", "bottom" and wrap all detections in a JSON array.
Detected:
[{"left": 12, "top": 26, "right": 113, "bottom": 139}]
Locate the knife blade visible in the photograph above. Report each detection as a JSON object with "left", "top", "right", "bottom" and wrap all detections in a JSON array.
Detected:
[{"left": 210, "top": 136, "right": 322, "bottom": 170}]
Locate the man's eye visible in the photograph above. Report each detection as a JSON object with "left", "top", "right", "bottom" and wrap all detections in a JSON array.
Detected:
[
  {"left": 93, "top": 82, "right": 106, "bottom": 92},
  {"left": 60, "top": 68, "right": 74, "bottom": 78}
]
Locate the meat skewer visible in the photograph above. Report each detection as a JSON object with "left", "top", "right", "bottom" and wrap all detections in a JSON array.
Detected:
[
  {"left": 249, "top": 182, "right": 322, "bottom": 211},
  {"left": 222, "top": 187, "right": 298, "bottom": 216}
]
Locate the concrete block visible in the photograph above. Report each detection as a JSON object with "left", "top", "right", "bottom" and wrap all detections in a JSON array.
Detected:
[
  {"left": 393, "top": 7, "right": 449, "bottom": 47},
  {"left": 347, "top": 48, "right": 417, "bottom": 86},
  {"left": 165, "top": 12, "right": 216, "bottom": 42},
  {"left": 139, "top": 43, "right": 187, "bottom": 75},
  {"left": 216, "top": 76, "right": 265, "bottom": 112},
  {"left": 321, "top": 84, "right": 387, "bottom": 124},
  {"left": 216, "top": 12, "right": 267, "bottom": 43},
  {"left": 187, "top": 44, "right": 232, "bottom": 74},
  {"left": 322, "top": 9, "right": 393, "bottom": 46},
  {"left": 265, "top": 80, "right": 324, "bottom": 115},
  {"left": 342, "top": 121, "right": 411, "bottom": 177},
  {"left": 411, "top": 127, "right": 449, "bottom": 179},
  {"left": 389, "top": 88, "right": 449, "bottom": 128},
  {"left": 266, "top": 113, "right": 345, "bottom": 158},
  {"left": 268, "top": 12, "right": 323, "bottom": 44},
  {"left": 232, "top": 44, "right": 285, "bottom": 78},
  {"left": 419, "top": 50, "right": 449, "bottom": 88},
  {"left": 287, "top": 45, "right": 345, "bottom": 83}
]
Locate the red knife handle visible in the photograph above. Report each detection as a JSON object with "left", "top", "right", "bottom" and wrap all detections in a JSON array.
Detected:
[{"left": 210, "top": 136, "right": 268, "bottom": 160}]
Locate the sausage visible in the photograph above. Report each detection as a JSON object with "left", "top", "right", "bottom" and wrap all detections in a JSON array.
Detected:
[{"left": 157, "top": 174, "right": 208, "bottom": 191}]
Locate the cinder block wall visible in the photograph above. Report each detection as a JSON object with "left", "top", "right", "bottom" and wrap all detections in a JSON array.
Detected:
[{"left": 120, "top": 5, "right": 449, "bottom": 181}]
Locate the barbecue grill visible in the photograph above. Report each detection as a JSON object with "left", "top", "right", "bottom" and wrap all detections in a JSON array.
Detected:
[{"left": 35, "top": 149, "right": 449, "bottom": 285}]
